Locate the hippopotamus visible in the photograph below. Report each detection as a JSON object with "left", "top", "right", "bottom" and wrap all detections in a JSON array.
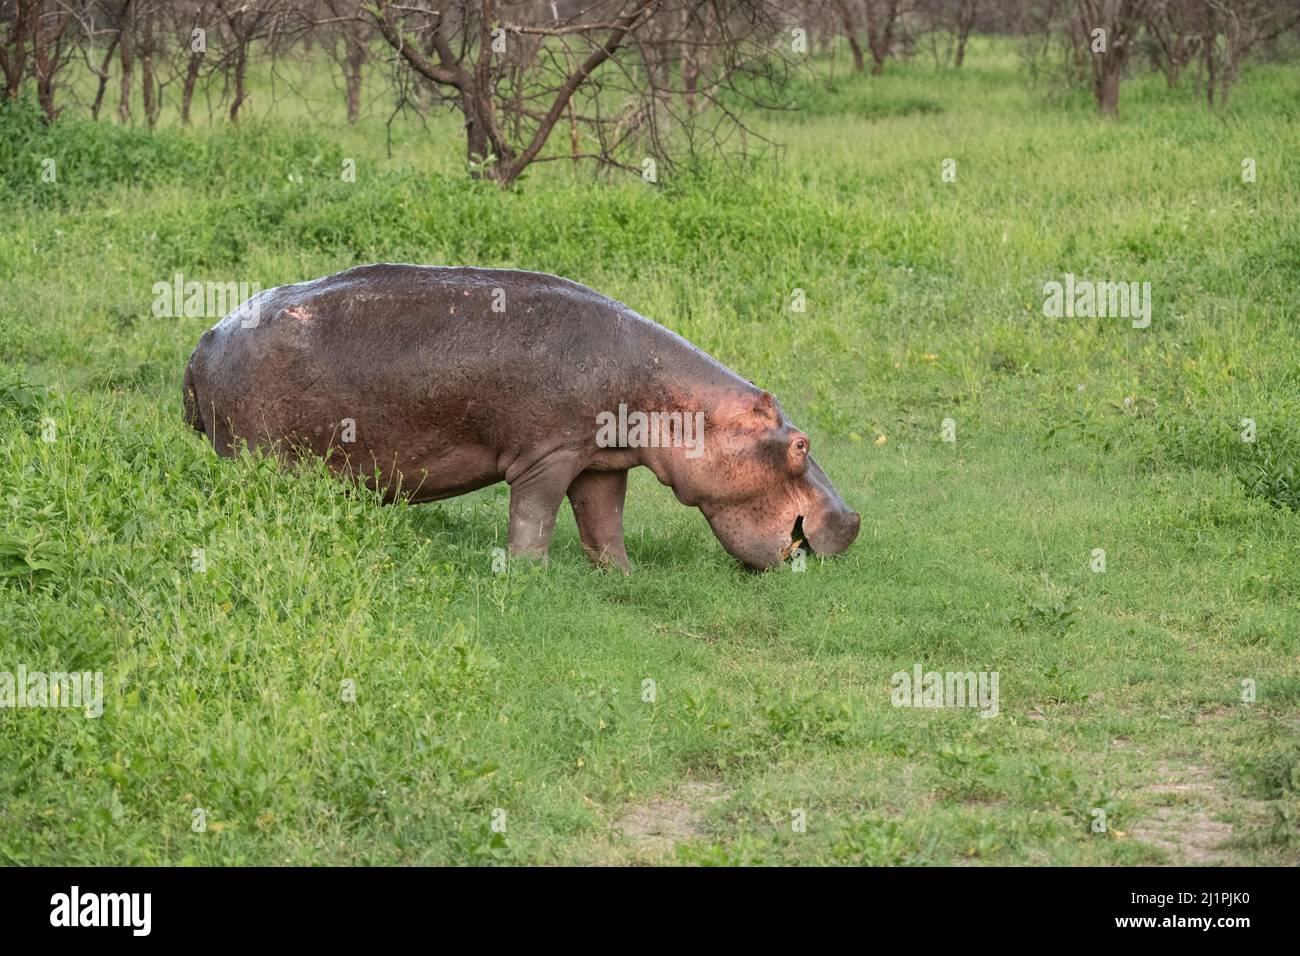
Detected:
[{"left": 182, "top": 264, "right": 860, "bottom": 571}]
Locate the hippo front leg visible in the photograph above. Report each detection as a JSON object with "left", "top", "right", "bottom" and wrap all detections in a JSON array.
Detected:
[{"left": 567, "top": 469, "right": 631, "bottom": 573}]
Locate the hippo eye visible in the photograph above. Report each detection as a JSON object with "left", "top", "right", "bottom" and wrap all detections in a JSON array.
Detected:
[{"left": 795, "top": 438, "right": 807, "bottom": 453}]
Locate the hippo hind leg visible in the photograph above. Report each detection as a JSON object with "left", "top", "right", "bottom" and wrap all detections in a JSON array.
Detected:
[
  {"left": 506, "top": 453, "right": 582, "bottom": 565},
  {"left": 567, "top": 468, "right": 631, "bottom": 573}
]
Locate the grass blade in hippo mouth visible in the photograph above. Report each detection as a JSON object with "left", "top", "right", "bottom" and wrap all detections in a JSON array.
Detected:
[{"left": 781, "top": 515, "right": 810, "bottom": 561}]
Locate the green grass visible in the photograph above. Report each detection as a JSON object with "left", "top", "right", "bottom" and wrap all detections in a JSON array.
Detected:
[{"left": 2, "top": 38, "right": 1299, "bottom": 865}]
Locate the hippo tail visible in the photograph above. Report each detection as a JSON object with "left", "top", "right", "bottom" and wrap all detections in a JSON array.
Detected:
[{"left": 182, "top": 354, "right": 207, "bottom": 438}]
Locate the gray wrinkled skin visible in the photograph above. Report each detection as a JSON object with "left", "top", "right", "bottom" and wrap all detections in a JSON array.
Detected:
[{"left": 184, "top": 264, "right": 860, "bottom": 571}]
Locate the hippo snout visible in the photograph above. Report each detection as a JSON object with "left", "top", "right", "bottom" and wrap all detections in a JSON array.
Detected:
[{"left": 805, "top": 508, "right": 860, "bottom": 557}]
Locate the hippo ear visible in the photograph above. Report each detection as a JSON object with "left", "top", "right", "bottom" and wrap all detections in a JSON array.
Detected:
[{"left": 749, "top": 390, "right": 781, "bottom": 429}]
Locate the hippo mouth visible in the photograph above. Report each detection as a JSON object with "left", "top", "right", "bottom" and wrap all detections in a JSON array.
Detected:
[{"left": 781, "top": 515, "right": 810, "bottom": 562}]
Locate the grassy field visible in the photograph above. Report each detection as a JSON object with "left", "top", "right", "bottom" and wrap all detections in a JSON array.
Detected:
[{"left": 2, "top": 40, "right": 1299, "bottom": 865}]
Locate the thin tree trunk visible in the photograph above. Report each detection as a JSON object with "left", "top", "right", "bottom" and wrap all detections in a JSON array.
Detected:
[
  {"left": 118, "top": 27, "right": 134, "bottom": 124},
  {"left": 834, "top": 0, "right": 866, "bottom": 73},
  {"left": 955, "top": 0, "right": 976, "bottom": 67},
  {"left": 865, "top": 0, "right": 897, "bottom": 76},
  {"left": 229, "top": 40, "right": 247, "bottom": 122},
  {"left": 2, "top": 0, "right": 36, "bottom": 101},
  {"left": 344, "top": 37, "right": 363, "bottom": 124},
  {"left": 463, "top": 89, "right": 499, "bottom": 178},
  {"left": 1097, "top": 64, "right": 1120, "bottom": 115},
  {"left": 32, "top": 9, "right": 73, "bottom": 122},
  {"left": 141, "top": 53, "right": 159, "bottom": 127},
  {"left": 181, "top": 47, "right": 202, "bottom": 123},
  {"left": 91, "top": 35, "right": 120, "bottom": 119}
]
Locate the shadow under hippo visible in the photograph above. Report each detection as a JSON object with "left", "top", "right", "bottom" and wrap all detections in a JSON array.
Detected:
[{"left": 183, "top": 264, "right": 860, "bottom": 571}]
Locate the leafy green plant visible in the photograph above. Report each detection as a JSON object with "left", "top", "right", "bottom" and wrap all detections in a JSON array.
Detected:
[
  {"left": 1242, "top": 452, "right": 1300, "bottom": 511},
  {"left": 1011, "top": 589, "right": 1080, "bottom": 633},
  {"left": 760, "top": 689, "right": 854, "bottom": 747},
  {"left": 0, "top": 529, "right": 66, "bottom": 588},
  {"left": 934, "top": 743, "right": 998, "bottom": 799},
  {"left": 831, "top": 818, "right": 911, "bottom": 866}
]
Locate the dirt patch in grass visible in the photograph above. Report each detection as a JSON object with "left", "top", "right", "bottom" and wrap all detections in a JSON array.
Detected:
[
  {"left": 617, "top": 799, "right": 701, "bottom": 848},
  {"left": 600, "top": 780, "right": 731, "bottom": 863},
  {"left": 1130, "top": 763, "right": 1268, "bottom": 865}
]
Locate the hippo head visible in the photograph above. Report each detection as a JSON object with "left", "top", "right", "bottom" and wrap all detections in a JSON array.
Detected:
[{"left": 668, "top": 390, "right": 861, "bottom": 570}]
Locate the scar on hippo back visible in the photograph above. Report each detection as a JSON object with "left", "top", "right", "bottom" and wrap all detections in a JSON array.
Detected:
[{"left": 279, "top": 305, "right": 312, "bottom": 323}]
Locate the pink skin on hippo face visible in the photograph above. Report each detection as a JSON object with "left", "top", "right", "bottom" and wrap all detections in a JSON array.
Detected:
[
  {"left": 183, "top": 264, "right": 860, "bottom": 572},
  {"left": 658, "top": 390, "right": 861, "bottom": 570}
]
